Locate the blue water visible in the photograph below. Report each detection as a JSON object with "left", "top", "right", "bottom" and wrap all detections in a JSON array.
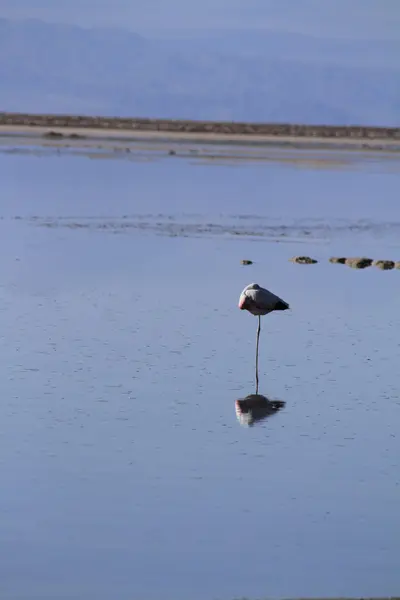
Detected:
[{"left": 0, "top": 147, "right": 400, "bottom": 600}]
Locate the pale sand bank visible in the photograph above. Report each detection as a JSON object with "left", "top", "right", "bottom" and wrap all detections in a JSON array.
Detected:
[
  {"left": 1, "top": 124, "right": 400, "bottom": 156},
  {"left": 1, "top": 110, "right": 400, "bottom": 154}
]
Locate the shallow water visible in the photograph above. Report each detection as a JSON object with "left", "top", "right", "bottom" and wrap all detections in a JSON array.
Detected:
[{"left": 0, "top": 148, "right": 400, "bottom": 600}]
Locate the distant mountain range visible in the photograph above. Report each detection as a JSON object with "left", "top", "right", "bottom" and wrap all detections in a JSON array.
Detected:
[{"left": 1, "top": 18, "right": 399, "bottom": 125}]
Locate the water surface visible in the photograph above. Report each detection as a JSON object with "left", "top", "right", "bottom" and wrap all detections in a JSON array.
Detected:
[{"left": 0, "top": 148, "right": 400, "bottom": 600}]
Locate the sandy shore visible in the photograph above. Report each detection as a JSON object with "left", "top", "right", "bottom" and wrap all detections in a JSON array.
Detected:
[
  {"left": 1, "top": 112, "right": 400, "bottom": 152},
  {"left": 2, "top": 124, "right": 400, "bottom": 153}
]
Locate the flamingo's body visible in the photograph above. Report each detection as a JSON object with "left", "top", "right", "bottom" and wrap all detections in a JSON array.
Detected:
[
  {"left": 238, "top": 283, "right": 289, "bottom": 315},
  {"left": 238, "top": 283, "right": 289, "bottom": 392}
]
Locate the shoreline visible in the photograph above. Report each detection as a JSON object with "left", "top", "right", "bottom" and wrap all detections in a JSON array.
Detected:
[{"left": 1, "top": 112, "right": 400, "bottom": 152}]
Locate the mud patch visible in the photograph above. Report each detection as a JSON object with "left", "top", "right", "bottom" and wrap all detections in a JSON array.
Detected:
[
  {"left": 289, "top": 256, "right": 318, "bottom": 264},
  {"left": 345, "top": 257, "right": 373, "bottom": 269},
  {"left": 373, "top": 259, "right": 396, "bottom": 270}
]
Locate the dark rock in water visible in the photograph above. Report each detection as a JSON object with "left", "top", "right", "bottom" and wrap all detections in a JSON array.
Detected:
[
  {"left": 345, "top": 257, "right": 373, "bottom": 269},
  {"left": 69, "top": 133, "right": 85, "bottom": 139},
  {"left": 168, "top": 149, "right": 176, "bottom": 155},
  {"left": 329, "top": 257, "right": 347, "bottom": 264},
  {"left": 241, "top": 259, "right": 253, "bottom": 265},
  {"left": 235, "top": 394, "right": 285, "bottom": 427},
  {"left": 43, "top": 130, "right": 64, "bottom": 138},
  {"left": 373, "top": 259, "right": 395, "bottom": 270},
  {"left": 290, "top": 256, "right": 317, "bottom": 264}
]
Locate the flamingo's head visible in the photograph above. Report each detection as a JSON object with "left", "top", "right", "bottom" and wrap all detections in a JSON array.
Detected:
[{"left": 239, "top": 283, "right": 260, "bottom": 310}]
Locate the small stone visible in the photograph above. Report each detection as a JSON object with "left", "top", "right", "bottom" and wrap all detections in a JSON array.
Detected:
[
  {"left": 43, "top": 130, "right": 64, "bottom": 138},
  {"left": 241, "top": 259, "right": 253, "bottom": 265},
  {"left": 290, "top": 256, "right": 317, "bottom": 264},
  {"left": 345, "top": 257, "right": 373, "bottom": 269},
  {"left": 373, "top": 259, "right": 395, "bottom": 270},
  {"left": 329, "top": 257, "right": 347, "bottom": 264}
]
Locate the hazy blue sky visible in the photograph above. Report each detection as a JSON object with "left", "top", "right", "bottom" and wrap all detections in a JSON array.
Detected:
[{"left": 2, "top": 0, "right": 400, "bottom": 39}]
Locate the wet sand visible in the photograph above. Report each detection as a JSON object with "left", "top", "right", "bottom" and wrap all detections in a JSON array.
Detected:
[{"left": 2, "top": 132, "right": 400, "bottom": 172}]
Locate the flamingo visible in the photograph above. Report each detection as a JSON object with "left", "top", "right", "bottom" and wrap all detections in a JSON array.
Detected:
[{"left": 238, "top": 283, "right": 289, "bottom": 393}]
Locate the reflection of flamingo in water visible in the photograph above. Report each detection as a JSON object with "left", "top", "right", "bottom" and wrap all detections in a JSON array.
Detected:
[
  {"left": 239, "top": 283, "right": 289, "bottom": 393},
  {"left": 235, "top": 394, "right": 285, "bottom": 427}
]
